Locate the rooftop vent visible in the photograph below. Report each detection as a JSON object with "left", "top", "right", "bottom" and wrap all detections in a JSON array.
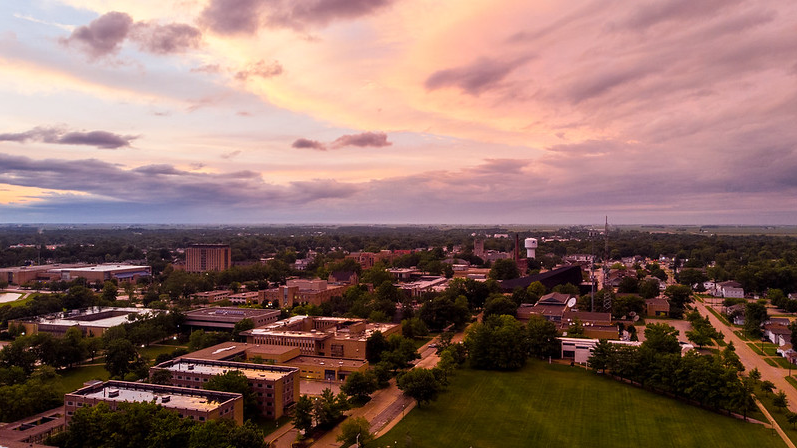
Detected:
[
  {"left": 161, "top": 395, "right": 171, "bottom": 403},
  {"left": 108, "top": 389, "right": 120, "bottom": 398},
  {"left": 187, "top": 365, "right": 195, "bottom": 370}
]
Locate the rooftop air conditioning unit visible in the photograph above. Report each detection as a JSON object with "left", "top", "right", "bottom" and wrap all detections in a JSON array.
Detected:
[
  {"left": 161, "top": 395, "right": 171, "bottom": 403},
  {"left": 108, "top": 389, "right": 120, "bottom": 398}
]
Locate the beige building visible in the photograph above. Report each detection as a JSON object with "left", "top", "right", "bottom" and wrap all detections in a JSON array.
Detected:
[
  {"left": 183, "top": 307, "right": 281, "bottom": 331},
  {"left": 185, "top": 244, "right": 232, "bottom": 273},
  {"left": 151, "top": 358, "right": 299, "bottom": 419},
  {"left": 65, "top": 380, "right": 243, "bottom": 425},
  {"left": 11, "top": 307, "right": 159, "bottom": 337},
  {"left": 240, "top": 316, "right": 400, "bottom": 360},
  {"left": 260, "top": 279, "right": 347, "bottom": 307}
]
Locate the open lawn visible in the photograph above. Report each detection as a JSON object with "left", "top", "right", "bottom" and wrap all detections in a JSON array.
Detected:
[
  {"left": 50, "top": 364, "right": 110, "bottom": 395},
  {"left": 375, "top": 361, "right": 783, "bottom": 448},
  {"left": 139, "top": 344, "right": 187, "bottom": 363}
]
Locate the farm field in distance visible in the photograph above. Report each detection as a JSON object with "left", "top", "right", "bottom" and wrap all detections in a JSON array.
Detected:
[{"left": 376, "top": 361, "right": 782, "bottom": 448}]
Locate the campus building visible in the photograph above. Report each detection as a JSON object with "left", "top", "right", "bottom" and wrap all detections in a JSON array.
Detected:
[
  {"left": 64, "top": 380, "right": 244, "bottom": 425},
  {"left": 10, "top": 307, "right": 159, "bottom": 337},
  {"left": 185, "top": 244, "right": 232, "bottom": 273},
  {"left": 183, "top": 307, "right": 281, "bottom": 331},
  {"left": 259, "top": 279, "right": 347, "bottom": 307},
  {"left": 151, "top": 359, "right": 299, "bottom": 419},
  {"left": 240, "top": 316, "right": 400, "bottom": 360},
  {"left": 0, "top": 263, "right": 150, "bottom": 285},
  {"left": 176, "top": 341, "right": 369, "bottom": 382}
]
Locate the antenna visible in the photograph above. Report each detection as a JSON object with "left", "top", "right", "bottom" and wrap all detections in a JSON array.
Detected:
[{"left": 603, "top": 216, "right": 611, "bottom": 313}]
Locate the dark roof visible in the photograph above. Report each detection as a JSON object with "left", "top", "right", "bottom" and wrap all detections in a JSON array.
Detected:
[
  {"left": 330, "top": 271, "right": 356, "bottom": 282},
  {"left": 499, "top": 265, "right": 583, "bottom": 292}
]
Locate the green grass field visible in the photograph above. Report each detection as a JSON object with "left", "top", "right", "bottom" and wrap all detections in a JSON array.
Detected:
[
  {"left": 375, "top": 361, "right": 783, "bottom": 448},
  {"left": 139, "top": 344, "right": 187, "bottom": 363},
  {"left": 50, "top": 364, "right": 110, "bottom": 395}
]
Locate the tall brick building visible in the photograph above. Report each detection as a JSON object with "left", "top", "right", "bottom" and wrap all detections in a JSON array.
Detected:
[{"left": 185, "top": 244, "right": 232, "bottom": 273}]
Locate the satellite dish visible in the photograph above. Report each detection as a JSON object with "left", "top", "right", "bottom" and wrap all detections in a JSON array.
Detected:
[
  {"left": 629, "top": 311, "right": 637, "bottom": 317},
  {"left": 633, "top": 315, "right": 640, "bottom": 322},
  {"left": 566, "top": 297, "right": 577, "bottom": 308}
]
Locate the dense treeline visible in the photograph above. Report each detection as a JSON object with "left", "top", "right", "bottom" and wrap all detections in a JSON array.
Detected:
[{"left": 589, "top": 324, "right": 755, "bottom": 418}]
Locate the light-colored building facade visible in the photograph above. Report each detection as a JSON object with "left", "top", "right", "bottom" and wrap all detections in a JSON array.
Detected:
[
  {"left": 65, "top": 380, "right": 243, "bottom": 425},
  {"left": 183, "top": 307, "right": 280, "bottom": 331},
  {"left": 151, "top": 358, "right": 298, "bottom": 419},
  {"left": 11, "top": 307, "right": 159, "bottom": 337}
]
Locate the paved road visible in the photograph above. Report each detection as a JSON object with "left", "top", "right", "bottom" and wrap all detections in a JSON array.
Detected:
[{"left": 693, "top": 299, "right": 797, "bottom": 412}]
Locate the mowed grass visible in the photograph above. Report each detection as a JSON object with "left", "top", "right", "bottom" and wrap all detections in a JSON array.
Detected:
[
  {"left": 50, "top": 364, "right": 110, "bottom": 394},
  {"left": 375, "top": 361, "right": 783, "bottom": 448}
]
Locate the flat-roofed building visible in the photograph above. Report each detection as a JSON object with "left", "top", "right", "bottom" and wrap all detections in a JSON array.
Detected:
[
  {"left": 228, "top": 291, "right": 260, "bottom": 304},
  {"left": 151, "top": 359, "right": 299, "bottom": 419},
  {"left": 64, "top": 380, "right": 243, "bottom": 425},
  {"left": 58, "top": 264, "right": 151, "bottom": 283},
  {"left": 240, "top": 316, "right": 400, "bottom": 360},
  {"left": 0, "top": 263, "right": 89, "bottom": 285},
  {"left": 0, "top": 407, "right": 65, "bottom": 445},
  {"left": 183, "top": 307, "right": 280, "bottom": 331},
  {"left": 183, "top": 341, "right": 301, "bottom": 364},
  {"left": 286, "top": 356, "right": 368, "bottom": 382},
  {"left": 260, "top": 279, "right": 346, "bottom": 307},
  {"left": 10, "top": 307, "right": 160, "bottom": 337},
  {"left": 192, "top": 290, "right": 232, "bottom": 303},
  {"left": 185, "top": 244, "right": 232, "bottom": 273}
]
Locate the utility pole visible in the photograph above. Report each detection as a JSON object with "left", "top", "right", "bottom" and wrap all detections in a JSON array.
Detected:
[{"left": 603, "top": 216, "right": 611, "bottom": 312}]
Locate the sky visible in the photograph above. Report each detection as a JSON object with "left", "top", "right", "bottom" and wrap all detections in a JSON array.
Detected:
[{"left": 1, "top": 0, "right": 796, "bottom": 225}]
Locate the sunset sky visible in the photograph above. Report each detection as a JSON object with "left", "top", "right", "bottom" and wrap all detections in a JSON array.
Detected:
[{"left": 1, "top": 0, "right": 796, "bottom": 224}]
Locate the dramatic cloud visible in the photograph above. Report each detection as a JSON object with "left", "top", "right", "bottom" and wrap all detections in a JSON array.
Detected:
[
  {"left": 60, "top": 11, "right": 132, "bottom": 58},
  {"left": 235, "top": 60, "right": 284, "bottom": 80},
  {"left": 425, "top": 56, "right": 531, "bottom": 96},
  {"left": 332, "top": 131, "right": 392, "bottom": 148},
  {"left": 292, "top": 132, "right": 392, "bottom": 151},
  {"left": 0, "top": 126, "right": 136, "bottom": 149},
  {"left": 129, "top": 22, "right": 202, "bottom": 54},
  {"left": 291, "top": 138, "right": 327, "bottom": 151},
  {"left": 200, "top": 0, "right": 396, "bottom": 34},
  {"left": 61, "top": 11, "right": 201, "bottom": 58},
  {"left": 0, "top": 153, "right": 361, "bottom": 208}
]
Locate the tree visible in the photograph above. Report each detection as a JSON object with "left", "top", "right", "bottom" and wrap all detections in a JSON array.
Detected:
[
  {"left": 149, "top": 368, "right": 173, "bottom": 385},
  {"left": 397, "top": 368, "right": 441, "bottom": 407},
  {"left": 293, "top": 395, "right": 314, "bottom": 436},
  {"left": 743, "top": 301, "right": 768, "bottom": 338},
  {"left": 401, "top": 317, "right": 429, "bottom": 339},
  {"left": 787, "top": 411, "right": 797, "bottom": 429},
  {"left": 588, "top": 339, "right": 614, "bottom": 373},
  {"left": 232, "top": 318, "right": 255, "bottom": 336},
  {"left": 465, "top": 315, "right": 529, "bottom": 370},
  {"left": 204, "top": 370, "right": 259, "bottom": 418},
  {"left": 774, "top": 391, "right": 789, "bottom": 412},
  {"left": 678, "top": 269, "right": 707, "bottom": 287},
  {"left": 105, "top": 339, "right": 142, "bottom": 378},
  {"left": 611, "top": 294, "right": 645, "bottom": 319},
  {"left": 340, "top": 371, "right": 377, "bottom": 403},
  {"left": 686, "top": 323, "right": 715, "bottom": 349},
  {"left": 489, "top": 259, "right": 520, "bottom": 280},
  {"left": 313, "top": 388, "right": 349, "bottom": 428},
  {"left": 526, "top": 315, "right": 560, "bottom": 359},
  {"left": 642, "top": 323, "right": 680, "bottom": 354},
  {"left": 483, "top": 295, "right": 519, "bottom": 319},
  {"left": 761, "top": 380, "right": 776, "bottom": 395},
  {"left": 101, "top": 281, "right": 118, "bottom": 302},
  {"left": 617, "top": 276, "right": 639, "bottom": 294},
  {"left": 664, "top": 285, "right": 693, "bottom": 319},
  {"left": 336, "top": 417, "right": 373, "bottom": 447},
  {"left": 639, "top": 278, "right": 661, "bottom": 299},
  {"left": 365, "top": 331, "right": 388, "bottom": 363}
]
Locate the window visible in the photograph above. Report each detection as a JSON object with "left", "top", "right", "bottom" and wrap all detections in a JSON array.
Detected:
[
  {"left": 199, "top": 417, "right": 205, "bottom": 421},
  {"left": 203, "top": 378, "right": 208, "bottom": 382},
  {"left": 67, "top": 411, "right": 73, "bottom": 416},
  {"left": 67, "top": 401, "right": 73, "bottom": 406}
]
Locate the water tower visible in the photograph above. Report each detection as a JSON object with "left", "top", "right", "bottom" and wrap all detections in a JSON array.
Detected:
[{"left": 524, "top": 238, "right": 538, "bottom": 259}]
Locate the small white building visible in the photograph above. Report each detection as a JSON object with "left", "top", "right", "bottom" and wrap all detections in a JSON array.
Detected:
[{"left": 559, "top": 337, "right": 642, "bottom": 364}]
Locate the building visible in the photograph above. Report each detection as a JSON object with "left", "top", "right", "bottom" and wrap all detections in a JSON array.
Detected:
[
  {"left": 559, "top": 337, "right": 642, "bottom": 364},
  {"left": 57, "top": 264, "right": 151, "bottom": 284},
  {"left": 183, "top": 307, "right": 281, "bottom": 331},
  {"left": 260, "top": 279, "right": 346, "bottom": 307},
  {"left": 240, "top": 316, "right": 400, "bottom": 360},
  {"left": 192, "top": 290, "right": 232, "bottom": 303},
  {"left": 516, "top": 293, "right": 577, "bottom": 323},
  {"left": 711, "top": 280, "right": 745, "bottom": 298},
  {"left": 397, "top": 276, "right": 448, "bottom": 298},
  {"left": 765, "top": 323, "right": 792, "bottom": 347},
  {"left": 0, "top": 407, "right": 65, "bottom": 445},
  {"left": 499, "top": 265, "right": 584, "bottom": 293},
  {"left": 560, "top": 311, "right": 617, "bottom": 339},
  {"left": 228, "top": 291, "right": 260, "bottom": 305},
  {"left": 11, "top": 307, "right": 159, "bottom": 337},
  {"left": 0, "top": 263, "right": 89, "bottom": 285},
  {"left": 151, "top": 358, "right": 298, "bottom": 419},
  {"left": 177, "top": 341, "right": 367, "bottom": 382},
  {"left": 65, "top": 380, "right": 243, "bottom": 425},
  {"left": 645, "top": 298, "right": 670, "bottom": 317},
  {"left": 185, "top": 244, "right": 232, "bottom": 273},
  {"left": 328, "top": 271, "right": 359, "bottom": 286},
  {"left": 345, "top": 251, "right": 394, "bottom": 270}
]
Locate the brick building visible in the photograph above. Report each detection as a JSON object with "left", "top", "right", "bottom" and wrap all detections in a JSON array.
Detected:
[
  {"left": 151, "top": 358, "right": 298, "bottom": 419},
  {"left": 65, "top": 380, "right": 243, "bottom": 425},
  {"left": 183, "top": 307, "right": 280, "bottom": 331},
  {"left": 185, "top": 244, "right": 232, "bottom": 273}
]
